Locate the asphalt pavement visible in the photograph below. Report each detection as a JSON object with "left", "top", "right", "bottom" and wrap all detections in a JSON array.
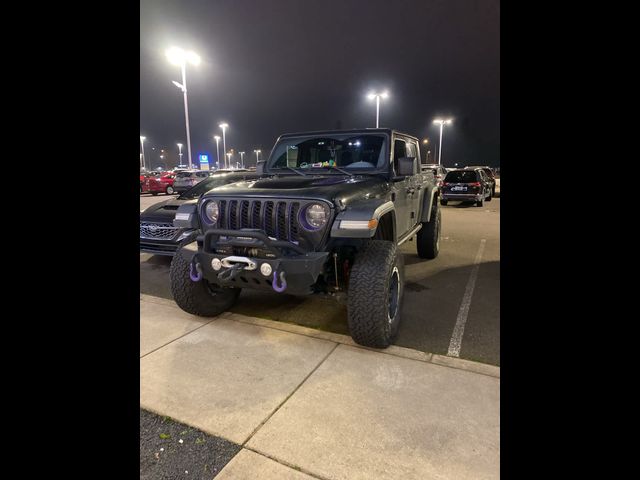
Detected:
[{"left": 140, "top": 193, "right": 500, "bottom": 365}]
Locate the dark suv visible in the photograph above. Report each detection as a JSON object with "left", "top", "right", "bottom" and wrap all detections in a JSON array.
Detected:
[
  {"left": 169, "top": 128, "right": 442, "bottom": 348},
  {"left": 464, "top": 166, "right": 497, "bottom": 197},
  {"left": 440, "top": 168, "right": 492, "bottom": 207}
]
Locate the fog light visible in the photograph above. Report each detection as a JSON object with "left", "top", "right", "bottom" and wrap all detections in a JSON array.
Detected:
[
  {"left": 211, "top": 258, "right": 222, "bottom": 270},
  {"left": 260, "top": 263, "right": 272, "bottom": 277}
]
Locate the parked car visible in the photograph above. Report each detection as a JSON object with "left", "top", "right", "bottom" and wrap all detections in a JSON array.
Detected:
[
  {"left": 147, "top": 173, "right": 176, "bottom": 195},
  {"left": 169, "top": 128, "right": 442, "bottom": 348},
  {"left": 440, "top": 168, "right": 492, "bottom": 207},
  {"left": 140, "top": 171, "right": 261, "bottom": 256},
  {"left": 140, "top": 173, "right": 152, "bottom": 193},
  {"left": 422, "top": 164, "right": 448, "bottom": 187},
  {"left": 463, "top": 165, "right": 497, "bottom": 197},
  {"left": 172, "top": 170, "right": 214, "bottom": 193}
]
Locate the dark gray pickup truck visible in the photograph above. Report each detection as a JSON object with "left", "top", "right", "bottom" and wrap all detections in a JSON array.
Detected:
[{"left": 169, "top": 128, "right": 441, "bottom": 348}]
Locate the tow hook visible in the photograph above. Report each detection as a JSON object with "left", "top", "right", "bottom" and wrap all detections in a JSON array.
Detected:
[
  {"left": 272, "top": 271, "right": 287, "bottom": 293},
  {"left": 189, "top": 261, "right": 203, "bottom": 282}
]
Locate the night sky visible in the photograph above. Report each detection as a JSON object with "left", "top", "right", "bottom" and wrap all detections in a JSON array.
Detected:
[{"left": 140, "top": 0, "right": 499, "bottom": 169}]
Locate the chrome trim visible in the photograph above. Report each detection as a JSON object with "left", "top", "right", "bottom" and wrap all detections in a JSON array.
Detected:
[
  {"left": 140, "top": 222, "right": 179, "bottom": 240},
  {"left": 220, "top": 256, "right": 258, "bottom": 270}
]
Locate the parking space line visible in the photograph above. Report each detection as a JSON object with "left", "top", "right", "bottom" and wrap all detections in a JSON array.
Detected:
[{"left": 447, "top": 239, "right": 486, "bottom": 358}]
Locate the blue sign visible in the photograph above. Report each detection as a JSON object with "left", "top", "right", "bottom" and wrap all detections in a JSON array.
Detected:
[{"left": 199, "top": 154, "right": 210, "bottom": 171}]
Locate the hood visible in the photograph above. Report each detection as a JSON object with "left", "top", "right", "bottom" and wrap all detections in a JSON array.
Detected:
[
  {"left": 140, "top": 197, "right": 197, "bottom": 223},
  {"left": 206, "top": 174, "right": 389, "bottom": 205}
]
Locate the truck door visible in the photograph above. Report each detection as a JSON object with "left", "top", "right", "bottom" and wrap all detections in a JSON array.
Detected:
[
  {"left": 405, "top": 139, "right": 423, "bottom": 227},
  {"left": 391, "top": 137, "right": 412, "bottom": 238}
]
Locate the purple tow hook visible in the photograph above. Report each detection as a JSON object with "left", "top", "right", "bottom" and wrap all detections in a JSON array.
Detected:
[
  {"left": 190, "top": 261, "right": 203, "bottom": 282},
  {"left": 272, "top": 271, "right": 287, "bottom": 293}
]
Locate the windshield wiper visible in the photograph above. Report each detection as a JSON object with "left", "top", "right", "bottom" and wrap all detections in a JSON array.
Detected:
[
  {"left": 318, "top": 165, "right": 353, "bottom": 176},
  {"left": 273, "top": 166, "right": 308, "bottom": 177}
]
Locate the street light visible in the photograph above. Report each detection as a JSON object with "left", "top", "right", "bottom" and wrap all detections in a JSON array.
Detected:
[
  {"left": 166, "top": 46, "right": 201, "bottom": 169},
  {"left": 433, "top": 118, "right": 453, "bottom": 166},
  {"left": 219, "top": 123, "right": 229, "bottom": 168},
  {"left": 367, "top": 90, "right": 389, "bottom": 128},
  {"left": 213, "top": 135, "right": 221, "bottom": 169},
  {"left": 239, "top": 151, "right": 245, "bottom": 168},
  {"left": 254, "top": 149, "right": 261, "bottom": 163},
  {"left": 226, "top": 152, "right": 232, "bottom": 168},
  {"left": 422, "top": 139, "right": 429, "bottom": 163},
  {"left": 177, "top": 143, "right": 183, "bottom": 166},
  {"left": 140, "top": 136, "right": 147, "bottom": 170}
]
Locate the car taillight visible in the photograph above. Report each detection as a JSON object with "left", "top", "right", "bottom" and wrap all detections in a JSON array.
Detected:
[
  {"left": 469, "top": 182, "right": 481, "bottom": 187},
  {"left": 442, "top": 182, "right": 449, "bottom": 186}
]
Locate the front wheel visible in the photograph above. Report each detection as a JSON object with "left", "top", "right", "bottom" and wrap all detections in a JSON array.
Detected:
[
  {"left": 166, "top": 185, "right": 175, "bottom": 195},
  {"left": 347, "top": 240, "right": 404, "bottom": 348},
  {"left": 170, "top": 246, "right": 241, "bottom": 316}
]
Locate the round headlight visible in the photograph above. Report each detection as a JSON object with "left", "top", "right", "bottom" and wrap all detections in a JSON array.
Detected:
[
  {"left": 204, "top": 201, "right": 219, "bottom": 224},
  {"left": 304, "top": 203, "right": 329, "bottom": 229}
]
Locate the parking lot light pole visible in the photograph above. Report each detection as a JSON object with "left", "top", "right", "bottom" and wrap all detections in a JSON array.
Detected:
[
  {"left": 239, "top": 151, "right": 245, "bottom": 168},
  {"left": 213, "top": 135, "right": 221, "bottom": 169},
  {"left": 433, "top": 118, "right": 453, "bottom": 166},
  {"left": 166, "top": 47, "right": 201, "bottom": 170},
  {"left": 367, "top": 91, "right": 389, "bottom": 128},
  {"left": 226, "top": 152, "right": 232, "bottom": 168},
  {"left": 219, "top": 123, "right": 229, "bottom": 168},
  {"left": 254, "top": 149, "right": 261, "bottom": 163},
  {"left": 140, "top": 136, "right": 147, "bottom": 170},
  {"left": 177, "top": 143, "right": 183, "bottom": 166},
  {"left": 422, "top": 139, "right": 429, "bottom": 163}
]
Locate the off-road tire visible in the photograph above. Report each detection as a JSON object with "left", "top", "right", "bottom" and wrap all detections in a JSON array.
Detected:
[
  {"left": 417, "top": 203, "right": 441, "bottom": 259},
  {"left": 440, "top": 199, "right": 448, "bottom": 206},
  {"left": 347, "top": 240, "right": 404, "bottom": 348},
  {"left": 170, "top": 246, "right": 241, "bottom": 316}
]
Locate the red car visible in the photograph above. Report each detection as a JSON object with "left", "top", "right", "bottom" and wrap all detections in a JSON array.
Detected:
[
  {"left": 147, "top": 173, "right": 176, "bottom": 195},
  {"left": 140, "top": 173, "right": 151, "bottom": 193}
]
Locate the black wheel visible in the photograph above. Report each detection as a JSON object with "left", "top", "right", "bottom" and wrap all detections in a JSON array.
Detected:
[
  {"left": 491, "top": 186, "right": 497, "bottom": 198},
  {"left": 347, "top": 240, "right": 404, "bottom": 348},
  {"left": 170, "top": 245, "right": 241, "bottom": 316},
  {"left": 440, "top": 199, "right": 448, "bottom": 206},
  {"left": 166, "top": 185, "right": 175, "bottom": 195},
  {"left": 476, "top": 195, "right": 484, "bottom": 207},
  {"left": 486, "top": 189, "right": 492, "bottom": 201},
  {"left": 417, "top": 203, "right": 441, "bottom": 259}
]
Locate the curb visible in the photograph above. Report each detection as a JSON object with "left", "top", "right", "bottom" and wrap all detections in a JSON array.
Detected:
[{"left": 140, "top": 294, "right": 500, "bottom": 378}]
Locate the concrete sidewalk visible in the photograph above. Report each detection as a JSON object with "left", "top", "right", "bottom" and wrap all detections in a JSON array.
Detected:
[{"left": 140, "top": 294, "right": 499, "bottom": 479}]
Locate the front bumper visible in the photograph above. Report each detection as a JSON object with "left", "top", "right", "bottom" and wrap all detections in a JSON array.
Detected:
[{"left": 191, "top": 229, "right": 329, "bottom": 295}]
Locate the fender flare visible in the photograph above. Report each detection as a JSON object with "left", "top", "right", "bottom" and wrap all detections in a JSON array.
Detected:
[
  {"left": 420, "top": 186, "right": 439, "bottom": 223},
  {"left": 330, "top": 199, "right": 395, "bottom": 239}
]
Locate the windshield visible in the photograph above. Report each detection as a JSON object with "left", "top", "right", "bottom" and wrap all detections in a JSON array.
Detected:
[
  {"left": 445, "top": 170, "right": 479, "bottom": 183},
  {"left": 268, "top": 134, "right": 388, "bottom": 172}
]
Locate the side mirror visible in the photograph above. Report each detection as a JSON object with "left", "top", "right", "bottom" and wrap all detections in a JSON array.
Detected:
[
  {"left": 397, "top": 156, "right": 417, "bottom": 177},
  {"left": 256, "top": 160, "right": 266, "bottom": 174}
]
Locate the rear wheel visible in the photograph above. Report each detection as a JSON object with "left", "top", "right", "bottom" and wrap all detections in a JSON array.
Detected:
[
  {"left": 486, "top": 188, "right": 492, "bottom": 201},
  {"left": 476, "top": 195, "right": 484, "bottom": 207},
  {"left": 348, "top": 240, "right": 404, "bottom": 348},
  {"left": 417, "top": 202, "right": 441, "bottom": 259},
  {"left": 151, "top": 192, "right": 159, "bottom": 196},
  {"left": 440, "top": 199, "right": 448, "bottom": 206},
  {"left": 170, "top": 245, "right": 241, "bottom": 316}
]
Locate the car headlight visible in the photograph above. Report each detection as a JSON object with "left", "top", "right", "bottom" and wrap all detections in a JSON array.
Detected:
[
  {"left": 203, "top": 201, "right": 219, "bottom": 224},
  {"left": 302, "top": 203, "right": 329, "bottom": 230}
]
